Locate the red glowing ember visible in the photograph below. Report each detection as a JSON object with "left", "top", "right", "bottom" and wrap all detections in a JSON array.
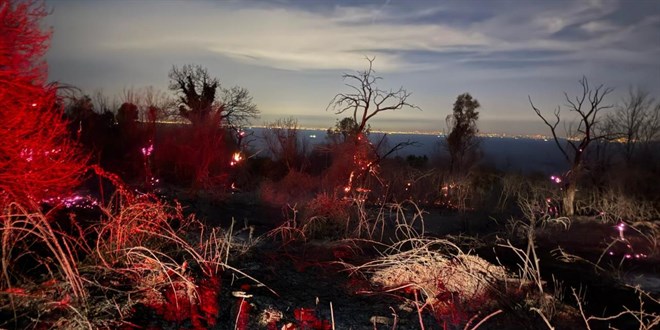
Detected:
[
  {"left": 293, "top": 308, "right": 332, "bottom": 330},
  {"left": 230, "top": 152, "right": 243, "bottom": 166}
]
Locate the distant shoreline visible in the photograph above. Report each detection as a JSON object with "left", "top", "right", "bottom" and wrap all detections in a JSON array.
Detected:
[
  {"left": 152, "top": 120, "right": 575, "bottom": 141},
  {"left": 246, "top": 125, "right": 556, "bottom": 141}
]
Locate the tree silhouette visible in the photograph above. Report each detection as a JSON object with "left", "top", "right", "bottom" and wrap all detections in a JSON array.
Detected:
[
  {"left": 445, "top": 93, "right": 481, "bottom": 173},
  {"left": 605, "top": 87, "right": 660, "bottom": 164},
  {"left": 264, "top": 117, "right": 308, "bottom": 172},
  {"left": 326, "top": 58, "right": 418, "bottom": 194},
  {"left": 327, "top": 57, "right": 417, "bottom": 136},
  {"left": 117, "top": 102, "right": 139, "bottom": 125},
  {"left": 530, "top": 77, "right": 613, "bottom": 216},
  {"left": 169, "top": 64, "right": 219, "bottom": 127},
  {"left": 0, "top": 0, "right": 87, "bottom": 209},
  {"left": 168, "top": 64, "right": 259, "bottom": 188},
  {"left": 326, "top": 117, "right": 363, "bottom": 144},
  {"left": 220, "top": 85, "right": 259, "bottom": 129},
  {"left": 168, "top": 64, "right": 258, "bottom": 129}
]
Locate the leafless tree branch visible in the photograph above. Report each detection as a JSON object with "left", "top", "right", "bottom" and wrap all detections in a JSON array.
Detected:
[{"left": 326, "top": 57, "right": 419, "bottom": 134}]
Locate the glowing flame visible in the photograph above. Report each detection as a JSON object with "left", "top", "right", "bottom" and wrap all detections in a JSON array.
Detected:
[
  {"left": 230, "top": 152, "right": 243, "bottom": 166},
  {"left": 141, "top": 143, "right": 154, "bottom": 156},
  {"left": 355, "top": 187, "right": 371, "bottom": 193},
  {"left": 616, "top": 222, "right": 626, "bottom": 240},
  {"left": 20, "top": 148, "right": 34, "bottom": 162},
  {"left": 42, "top": 194, "right": 99, "bottom": 209}
]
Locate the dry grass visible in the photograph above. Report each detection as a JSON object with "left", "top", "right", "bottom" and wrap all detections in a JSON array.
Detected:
[
  {"left": 343, "top": 209, "right": 509, "bottom": 329},
  {"left": 1, "top": 202, "right": 87, "bottom": 301},
  {"left": 577, "top": 187, "right": 660, "bottom": 223},
  {"left": 367, "top": 248, "right": 508, "bottom": 305},
  {"left": 0, "top": 169, "right": 267, "bottom": 328},
  {"left": 353, "top": 236, "right": 509, "bottom": 329}
]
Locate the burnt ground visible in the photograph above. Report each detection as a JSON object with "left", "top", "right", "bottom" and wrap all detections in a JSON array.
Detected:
[{"left": 124, "top": 191, "right": 659, "bottom": 330}]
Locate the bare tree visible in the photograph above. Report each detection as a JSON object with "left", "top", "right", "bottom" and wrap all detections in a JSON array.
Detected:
[
  {"left": 120, "top": 86, "right": 141, "bottom": 107},
  {"left": 263, "top": 117, "right": 308, "bottom": 171},
  {"left": 140, "top": 86, "right": 176, "bottom": 122},
  {"left": 640, "top": 103, "right": 660, "bottom": 144},
  {"left": 326, "top": 57, "right": 418, "bottom": 135},
  {"left": 529, "top": 77, "right": 614, "bottom": 216},
  {"left": 326, "top": 58, "right": 419, "bottom": 193},
  {"left": 91, "top": 89, "right": 117, "bottom": 114},
  {"left": 606, "top": 87, "right": 660, "bottom": 164},
  {"left": 221, "top": 86, "right": 260, "bottom": 129}
]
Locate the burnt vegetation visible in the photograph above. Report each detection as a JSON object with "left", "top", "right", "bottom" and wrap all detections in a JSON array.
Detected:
[{"left": 1, "top": 1, "right": 659, "bottom": 329}]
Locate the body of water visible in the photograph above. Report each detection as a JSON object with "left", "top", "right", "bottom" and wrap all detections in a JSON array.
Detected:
[{"left": 247, "top": 128, "right": 568, "bottom": 175}]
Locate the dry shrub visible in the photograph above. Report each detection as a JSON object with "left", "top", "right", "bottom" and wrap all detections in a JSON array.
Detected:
[
  {"left": 300, "top": 193, "right": 351, "bottom": 239},
  {"left": 377, "top": 164, "right": 442, "bottom": 205},
  {"left": 352, "top": 236, "right": 508, "bottom": 327},
  {"left": 128, "top": 250, "right": 222, "bottom": 328},
  {"left": 89, "top": 186, "right": 229, "bottom": 327},
  {"left": 153, "top": 123, "right": 231, "bottom": 188},
  {"left": 497, "top": 173, "right": 530, "bottom": 211},
  {"left": 94, "top": 194, "right": 191, "bottom": 266},
  {"left": 371, "top": 252, "right": 507, "bottom": 305},
  {"left": 323, "top": 141, "right": 354, "bottom": 182},
  {"left": 0, "top": 0, "right": 88, "bottom": 210},
  {"left": 260, "top": 170, "right": 319, "bottom": 206},
  {"left": 0, "top": 203, "right": 87, "bottom": 302},
  {"left": 0, "top": 172, "right": 234, "bottom": 328},
  {"left": 267, "top": 194, "right": 355, "bottom": 243},
  {"left": 577, "top": 187, "right": 660, "bottom": 223},
  {"left": 435, "top": 175, "right": 474, "bottom": 211}
]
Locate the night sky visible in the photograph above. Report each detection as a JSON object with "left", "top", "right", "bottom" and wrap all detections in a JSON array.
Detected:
[{"left": 45, "top": 0, "right": 660, "bottom": 134}]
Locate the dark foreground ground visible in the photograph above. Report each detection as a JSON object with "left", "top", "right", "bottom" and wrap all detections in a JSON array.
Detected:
[{"left": 123, "top": 192, "right": 659, "bottom": 329}]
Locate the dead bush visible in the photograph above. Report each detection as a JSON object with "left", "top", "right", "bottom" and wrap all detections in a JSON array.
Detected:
[
  {"left": 259, "top": 170, "right": 320, "bottom": 206},
  {"left": 577, "top": 187, "right": 660, "bottom": 223},
  {"left": 300, "top": 193, "right": 352, "bottom": 239}
]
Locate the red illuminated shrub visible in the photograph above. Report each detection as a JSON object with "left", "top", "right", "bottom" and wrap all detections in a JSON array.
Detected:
[
  {"left": 153, "top": 122, "right": 233, "bottom": 189},
  {"left": 301, "top": 193, "right": 351, "bottom": 239},
  {"left": 0, "top": 0, "right": 87, "bottom": 208},
  {"left": 260, "top": 170, "right": 319, "bottom": 206}
]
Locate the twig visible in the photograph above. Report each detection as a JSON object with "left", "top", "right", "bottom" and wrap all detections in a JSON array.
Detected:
[{"left": 465, "top": 309, "right": 503, "bottom": 330}]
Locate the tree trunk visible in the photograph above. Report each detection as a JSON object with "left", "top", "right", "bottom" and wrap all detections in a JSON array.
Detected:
[{"left": 563, "top": 183, "right": 576, "bottom": 216}]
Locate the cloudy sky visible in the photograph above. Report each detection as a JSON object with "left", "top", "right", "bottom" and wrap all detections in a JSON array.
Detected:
[{"left": 45, "top": 0, "right": 660, "bottom": 134}]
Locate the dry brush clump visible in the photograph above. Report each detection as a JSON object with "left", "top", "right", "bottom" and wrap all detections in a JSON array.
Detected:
[
  {"left": 0, "top": 171, "right": 250, "bottom": 328},
  {"left": 0, "top": 203, "right": 88, "bottom": 309},
  {"left": 433, "top": 171, "right": 501, "bottom": 212},
  {"left": 85, "top": 179, "right": 242, "bottom": 328},
  {"left": 576, "top": 186, "right": 660, "bottom": 223},
  {"left": 259, "top": 170, "right": 320, "bottom": 207},
  {"left": 298, "top": 193, "right": 352, "bottom": 240},
  {"left": 349, "top": 233, "right": 510, "bottom": 328},
  {"left": 267, "top": 194, "right": 355, "bottom": 243}
]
